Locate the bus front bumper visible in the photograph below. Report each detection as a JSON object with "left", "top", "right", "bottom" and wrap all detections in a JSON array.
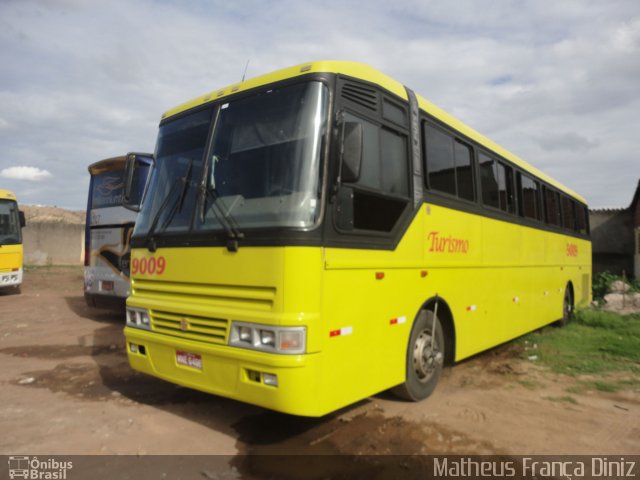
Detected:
[{"left": 124, "top": 326, "right": 324, "bottom": 416}]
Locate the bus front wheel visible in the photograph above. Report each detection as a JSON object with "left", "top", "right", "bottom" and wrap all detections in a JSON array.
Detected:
[{"left": 392, "top": 309, "right": 445, "bottom": 401}]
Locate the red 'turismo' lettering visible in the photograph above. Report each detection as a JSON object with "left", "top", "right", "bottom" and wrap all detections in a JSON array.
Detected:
[{"left": 428, "top": 231, "right": 469, "bottom": 253}]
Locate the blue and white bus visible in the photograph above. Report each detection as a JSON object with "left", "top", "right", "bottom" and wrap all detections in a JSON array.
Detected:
[{"left": 84, "top": 153, "right": 152, "bottom": 308}]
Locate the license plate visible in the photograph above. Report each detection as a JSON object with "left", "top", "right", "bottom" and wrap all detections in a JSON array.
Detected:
[
  {"left": 100, "top": 280, "right": 114, "bottom": 292},
  {"left": 176, "top": 350, "right": 202, "bottom": 370}
]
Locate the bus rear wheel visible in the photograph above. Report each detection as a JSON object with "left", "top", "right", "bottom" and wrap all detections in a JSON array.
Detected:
[
  {"left": 556, "top": 284, "right": 573, "bottom": 327},
  {"left": 392, "top": 309, "right": 445, "bottom": 401}
]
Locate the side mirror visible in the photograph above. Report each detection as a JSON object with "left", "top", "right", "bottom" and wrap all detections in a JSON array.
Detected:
[
  {"left": 123, "top": 153, "right": 137, "bottom": 206},
  {"left": 341, "top": 122, "right": 363, "bottom": 183},
  {"left": 123, "top": 152, "right": 153, "bottom": 212},
  {"left": 18, "top": 211, "right": 26, "bottom": 228}
]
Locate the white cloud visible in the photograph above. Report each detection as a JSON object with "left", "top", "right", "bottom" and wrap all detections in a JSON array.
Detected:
[{"left": 1, "top": 166, "right": 53, "bottom": 182}]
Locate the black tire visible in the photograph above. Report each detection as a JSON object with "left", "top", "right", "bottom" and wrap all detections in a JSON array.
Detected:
[
  {"left": 556, "top": 285, "right": 573, "bottom": 327},
  {"left": 392, "top": 309, "right": 445, "bottom": 401}
]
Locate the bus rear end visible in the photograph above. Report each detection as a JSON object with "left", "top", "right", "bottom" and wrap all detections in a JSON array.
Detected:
[{"left": 0, "top": 189, "right": 25, "bottom": 292}]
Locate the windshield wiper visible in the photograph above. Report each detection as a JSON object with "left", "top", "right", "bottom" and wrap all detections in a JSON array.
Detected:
[
  {"left": 199, "top": 182, "right": 244, "bottom": 252},
  {"left": 196, "top": 104, "right": 244, "bottom": 251},
  {"left": 144, "top": 159, "right": 193, "bottom": 252}
]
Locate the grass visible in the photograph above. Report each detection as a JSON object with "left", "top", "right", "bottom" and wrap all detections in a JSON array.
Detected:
[
  {"left": 565, "top": 378, "right": 640, "bottom": 395},
  {"left": 519, "top": 309, "right": 640, "bottom": 377},
  {"left": 24, "top": 264, "right": 81, "bottom": 271},
  {"left": 590, "top": 381, "right": 619, "bottom": 393}
]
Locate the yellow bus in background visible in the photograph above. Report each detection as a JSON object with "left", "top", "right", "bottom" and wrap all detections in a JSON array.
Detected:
[
  {"left": 124, "top": 61, "right": 591, "bottom": 416},
  {"left": 0, "top": 189, "right": 26, "bottom": 292}
]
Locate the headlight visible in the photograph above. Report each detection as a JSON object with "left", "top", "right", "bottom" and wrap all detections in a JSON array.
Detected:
[
  {"left": 230, "top": 322, "right": 305, "bottom": 354},
  {"left": 239, "top": 326, "right": 253, "bottom": 343},
  {"left": 126, "top": 307, "right": 151, "bottom": 330},
  {"left": 260, "top": 330, "right": 276, "bottom": 347}
]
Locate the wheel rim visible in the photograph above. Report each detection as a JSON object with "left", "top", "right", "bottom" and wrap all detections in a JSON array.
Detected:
[{"left": 412, "top": 328, "right": 443, "bottom": 383}]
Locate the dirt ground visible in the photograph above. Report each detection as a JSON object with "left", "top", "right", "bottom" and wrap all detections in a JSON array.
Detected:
[{"left": 1, "top": 267, "right": 638, "bottom": 476}]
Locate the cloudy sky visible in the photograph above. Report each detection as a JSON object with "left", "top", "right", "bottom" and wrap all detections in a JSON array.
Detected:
[{"left": 0, "top": 0, "right": 638, "bottom": 209}]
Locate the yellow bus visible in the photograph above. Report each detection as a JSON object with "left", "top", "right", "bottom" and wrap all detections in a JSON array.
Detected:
[
  {"left": 0, "top": 189, "right": 26, "bottom": 292},
  {"left": 124, "top": 61, "right": 591, "bottom": 416}
]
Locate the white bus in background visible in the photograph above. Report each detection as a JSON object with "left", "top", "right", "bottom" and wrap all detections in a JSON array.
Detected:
[{"left": 84, "top": 153, "right": 152, "bottom": 308}]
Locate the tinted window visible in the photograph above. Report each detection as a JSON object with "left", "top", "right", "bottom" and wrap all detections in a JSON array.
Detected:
[
  {"left": 455, "top": 141, "right": 474, "bottom": 201},
  {"left": 518, "top": 173, "right": 540, "bottom": 220},
  {"left": 480, "top": 153, "right": 499, "bottom": 209},
  {"left": 544, "top": 187, "right": 561, "bottom": 226},
  {"left": 127, "top": 161, "right": 152, "bottom": 208},
  {"left": 424, "top": 124, "right": 474, "bottom": 201},
  {"left": 134, "top": 107, "right": 212, "bottom": 235},
  {"left": 353, "top": 115, "right": 382, "bottom": 190},
  {"left": 425, "top": 125, "right": 455, "bottom": 195},
  {"left": 482, "top": 155, "right": 515, "bottom": 213},
  {"left": 575, "top": 202, "right": 588, "bottom": 234},
  {"left": 381, "top": 128, "right": 409, "bottom": 195},
  {"left": 342, "top": 113, "right": 409, "bottom": 232},
  {"left": 498, "top": 163, "right": 515, "bottom": 213},
  {"left": 561, "top": 195, "right": 575, "bottom": 230},
  {"left": 346, "top": 113, "right": 408, "bottom": 197},
  {"left": 383, "top": 99, "right": 407, "bottom": 126}
]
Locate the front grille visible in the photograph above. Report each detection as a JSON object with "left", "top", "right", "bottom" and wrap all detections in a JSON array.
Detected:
[
  {"left": 133, "top": 278, "right": 278, "bottom": 345},
  {"left": 151, "top": 310, "right": 229, "bottom": 345},
  {"left": 134, "top": 279, "right": 276, "bottom": 311}
]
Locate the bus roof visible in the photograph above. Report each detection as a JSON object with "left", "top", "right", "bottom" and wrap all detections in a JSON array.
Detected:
[
  {"left": 0, "top": 189, "right": 18, "bottom": 201},
  {"left": 162, "top": 60, "right": 586, "bottom": 205},
  {"left": 88, "top": 156, "right": 127, "bottom": 176}
]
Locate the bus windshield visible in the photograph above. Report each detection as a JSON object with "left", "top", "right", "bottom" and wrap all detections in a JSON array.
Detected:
[
  {"left": 134, "top": 81, "right": 328, "bottom": 238},
  {"left": 0, "top": 199, "right": 21, "bottom": 245},
  {"left": 91, "top": 170, "right": 125, "bottom": 209}
]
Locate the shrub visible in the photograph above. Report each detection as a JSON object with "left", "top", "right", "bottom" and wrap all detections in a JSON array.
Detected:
[{"left": 592, "top": 271, "right": 639, "bottom": 303}]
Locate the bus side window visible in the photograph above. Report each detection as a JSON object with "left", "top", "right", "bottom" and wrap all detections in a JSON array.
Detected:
[
  {"left": 517, "top": 172, "right": 540, "bottom": 220},
  {"left": 455, "top": 141, "right": 474, "bottom": 201},
  {"left": 500, "top": 163, "right": 515, "bottom": 213},
  {"left": 561, "top": 195, "right": 575, "bottom": 231},
  {"left": 424, "top": 123, "right": 475, "bottom": 202},
  {"left": 544, "top": 186, "right": 561, "bottom": 226},
  {"left": 424, "top": 124, "right": 455, "bottom": 195},
  {"left": 480, "top": 155, "right": 515, "bottom": 213},
  {"left": 340, "top": 112, "right": 409, "bottom": 232},
  {"left": 480, "top": 153, "right": 500, "bottom": 209},
  {"left": 575, "top": 201, "right": 589, "bottom": 234}
]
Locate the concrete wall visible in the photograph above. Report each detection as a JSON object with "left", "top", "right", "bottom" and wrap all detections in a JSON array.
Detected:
[{"left": 22, "top": 222, "right": 84, "bottom": 265}]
